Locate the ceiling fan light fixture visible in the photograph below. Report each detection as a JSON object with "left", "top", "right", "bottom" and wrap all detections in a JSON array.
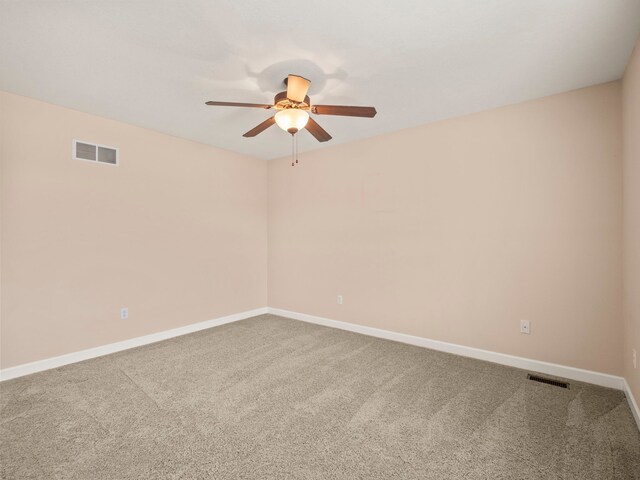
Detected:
[{"left": 275, "top": 109, "right": 309, "bottom": 134}]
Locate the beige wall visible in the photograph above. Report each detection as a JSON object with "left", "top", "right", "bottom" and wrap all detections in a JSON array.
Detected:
[
  {"left": 623, "top": 41, "right": 640, "bottom": 401},
  {"left": 0, "top": 92, "right": 268, "bottom": 368},
  {"left": 268, "top": 82, "right": 623, "bottom": 375},
  {"left": 0, "top": 81, "right": 629, "bottom": 380}
]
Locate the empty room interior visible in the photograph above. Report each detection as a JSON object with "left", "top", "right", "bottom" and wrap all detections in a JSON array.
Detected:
[{"left": 1, "top": 1, "right": 640, "bottom": 478}]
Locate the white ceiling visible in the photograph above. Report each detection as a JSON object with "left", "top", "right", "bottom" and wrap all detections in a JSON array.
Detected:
[{"left": 1, "top": 1, "right": 639, "bottom": 160}]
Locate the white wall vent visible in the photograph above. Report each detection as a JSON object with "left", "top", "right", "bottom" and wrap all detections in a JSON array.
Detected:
[{"left": 73, "top": 140, "right": 118, "bottom": 165}]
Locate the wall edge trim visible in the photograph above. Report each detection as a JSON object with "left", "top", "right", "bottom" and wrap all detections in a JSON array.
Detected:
[
  {"left": 267, "top": 307, "right": 626, "bottom": 391},
  {"left": 0, "top": 307, "right": 269, "bottom": 381},
  {"left": 2, "top": 305, "right": 631, "bottom": 418},
  {"left": 623, "top": 378, "right": 640, "bottom": 430}
]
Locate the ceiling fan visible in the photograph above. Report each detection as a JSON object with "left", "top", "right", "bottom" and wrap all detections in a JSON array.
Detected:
[{"left": 205, "top": 74, "right": 377, "bottom": 144}]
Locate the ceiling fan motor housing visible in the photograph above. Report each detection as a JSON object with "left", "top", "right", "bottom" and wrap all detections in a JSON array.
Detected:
[{"left": 274, "top": 91, "right": 311, "bottom": 110}]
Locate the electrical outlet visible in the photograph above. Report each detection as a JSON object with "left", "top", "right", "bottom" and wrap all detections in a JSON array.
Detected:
[
  {"left": 337, "top": 295, "right": 343, "bottom": 305},
  {"left": 120, "top": 307, "right": 129, "bottom": 320},
  {"left": 520, "top": 320, "right": 530, "bottom": 334},
  {"left": 633, "top": 349, "right": 637, "bottom": 369}
]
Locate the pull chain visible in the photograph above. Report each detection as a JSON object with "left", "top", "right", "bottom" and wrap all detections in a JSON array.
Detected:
[{"left": 291, "top": 133, "right": 300, "bottom": 166}]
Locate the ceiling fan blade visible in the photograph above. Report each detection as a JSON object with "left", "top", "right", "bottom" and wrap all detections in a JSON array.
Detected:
[
  {"left": 311, "top": 105, "right": 377, "bottom": 118},
  {"left": 286, "top": 75, "right": 311, "bottom": 103},
  {"left": 206, "top": 101, "right": 272, "bottom": 109},
  {"left": 305, "top": 117, "right": 332, "bottom": 142},
  {"left": 243, "top": 116, "right": 276, "bottom": 137}
]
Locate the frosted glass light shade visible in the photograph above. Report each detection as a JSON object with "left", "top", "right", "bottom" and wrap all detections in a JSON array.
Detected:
[{"left": 275, "top": 109, "right": 309, "bottom": 132}]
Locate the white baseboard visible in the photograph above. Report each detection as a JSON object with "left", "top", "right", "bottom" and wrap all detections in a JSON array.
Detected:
[
  {"left": 268, "top": 307, "right": 626, "bottom": 391},
  {"left": 0, "top": 307, "right": 268, "bottom": 382},
  {"left": 2, "top": 304, "right": 634, "bottom": 421},
  {"left": 624, "top": 379, "right": 640, "bottom": 430}
]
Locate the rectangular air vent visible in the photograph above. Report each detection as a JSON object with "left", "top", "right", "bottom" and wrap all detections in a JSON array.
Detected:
[
  {"left": 73, "top": 140, "right": 118, "bottom": 165},
  {"left": 527, "top": 374, "right": 570, "bottom": 389}
]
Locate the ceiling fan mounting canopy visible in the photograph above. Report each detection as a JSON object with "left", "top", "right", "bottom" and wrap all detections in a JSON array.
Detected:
[{"left": 205, "top": 74, "right": 377, "bottom": 143}]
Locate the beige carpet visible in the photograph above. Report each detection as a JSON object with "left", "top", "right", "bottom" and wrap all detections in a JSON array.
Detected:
[{"left": 1, "top": 314, "right": 639, "bottom": 479}]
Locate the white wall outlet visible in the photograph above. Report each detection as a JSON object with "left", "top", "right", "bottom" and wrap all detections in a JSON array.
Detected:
[
  {"left": 337, "top": 295, "right": 343, "bottom": 305},
  {"left": 633, "top": 349, "right": 637, "bottom": 369},
  {"left": 120, "top": 307, "right": 129, "bottom": 320},
  {"left": 520, "top": 319, "right": 530, "bottom": 334}
]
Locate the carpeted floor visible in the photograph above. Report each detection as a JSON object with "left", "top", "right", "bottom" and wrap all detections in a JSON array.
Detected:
[{"left": 1, "top": 314, "right": 639, "bottom": 479}]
